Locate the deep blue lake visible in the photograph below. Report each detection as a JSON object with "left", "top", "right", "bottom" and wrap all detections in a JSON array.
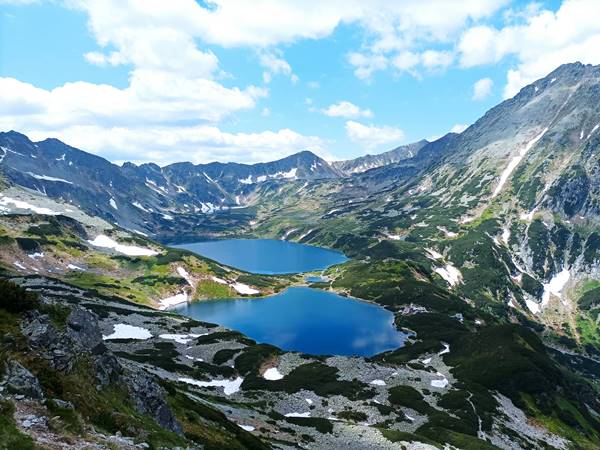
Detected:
[
  {"left": 173, "top": 239, "right": 347, "bottom": 274},
  {"left": 174, "top": 286, "right": 408, "bottom": 356},
  {"left": 171, "top": 238, "right": 406, "bottom": 356}
]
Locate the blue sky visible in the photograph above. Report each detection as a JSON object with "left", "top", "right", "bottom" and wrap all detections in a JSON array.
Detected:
[{"left": 0, "top": 0, "right": 596, "bottom": 165}]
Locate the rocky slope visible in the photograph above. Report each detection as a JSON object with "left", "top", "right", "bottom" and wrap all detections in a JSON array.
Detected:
[
  {"left": 0, "top": 135, "right": 341, "bottom": 237},
  {"left": 4, "top": 264, "right": 597, "bottom": 449},
  {"left": 332, "top": 140, "right": 428, "bottom": 175}
]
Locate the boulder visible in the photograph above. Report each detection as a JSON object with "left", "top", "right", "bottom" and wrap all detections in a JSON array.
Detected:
[
  {"left": 67, "top": 308, "right": 103, "bottom": 350},
  {"left": 123, "top": 368, "right": 182, "bottom": 435},
  {"left": 1, "top": 360, "right": 44, "bottom": 400},
  {"left": 93, "top": 351, "right": 122, "bottom": 387}
]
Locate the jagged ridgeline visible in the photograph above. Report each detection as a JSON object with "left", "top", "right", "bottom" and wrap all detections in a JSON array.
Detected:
[{"left": 1, "top": 62, "right": 600, "bottom": 449}]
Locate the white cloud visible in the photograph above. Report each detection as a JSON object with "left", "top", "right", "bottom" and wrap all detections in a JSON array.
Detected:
[
  {"left": 451, "top": 124, "right": 469, "bottom": 133},
  {"left": 421, "top": 50, "right": 454, "bottom": 69},
  {"left": 87, "top": 0, "right": 501, "bottom": 80},
  {"left": 346, "top": 0, "right": 507, "bottom": 78},
  {"left": 0, "top": 74, "right": 265, "bottom": 127},
  {"left": 0, "top": 0, "right": 340, "bottom": 165},
  {"left": 259, "top": 51, "right": 297, "bottom": 84},
  {"left": 23, "top": 124, "right": 327, "bottom": 166},
  {"left": 353, "top": 48, "right": 454, "bottom": 79},
  {"left": 348, "top": 52, "right": 389, "bottom": 80},
  {"left": 322, "top": 101, "right": 373, "bottom": 119},
  {"left": 458, "top": 0, "right": 600, "bottom": 98},
  {"left": 391, "top": 51, "right": 420, "bottom": 72},
  {"left": 84, "top": 51, "right": 126, "bottom": 66},
  {"left": 345, "top": 121, "right": 404, "bottom": 149},
  {"left": 472, "top": 77, "right": 494, "bottom": 100}
]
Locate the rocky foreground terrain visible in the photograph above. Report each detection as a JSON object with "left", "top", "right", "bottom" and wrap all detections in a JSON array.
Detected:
[{"left": 2, "top": 274, "right": 588, "bottom": 450}]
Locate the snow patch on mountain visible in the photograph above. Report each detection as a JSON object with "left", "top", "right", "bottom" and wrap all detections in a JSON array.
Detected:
[
  {"left": 158, "top": 292, "right": 188, "bottom": 310},
  {"left": 26, "top": 172, "right": 73, "bottom": 184},
  {"left": 103, "top": 324, "right": 152, "bottom": 340},
  {"left": 232, "top": 282, "right": 259, "bottom": 295},
  {"left": 177, "top": 266, "right": 194, "bottom": 287},
  {"left": 263, "top": 367, "right": 284, "bottom": 380},
  {"left": 285, "top": 412, "right": 311, "bottom": 418},
  {"left": 425, "top": 248, "right": 443, "bottom": 260},
  {"left": 525, "top": 299, "right": 541, "bottom": 314},
  {"left": 132, "top": 201, "right": 150, "bottom": 212},
  {"left": 542, "top": 269, "right": 570, "bottom": 307},
  {"left": 297, "top": 229, "right": 314, "bottom": 241},
  {"left": 282, "top": 228, "right": 297, "bottom": 240},
  {"left": 430, "top": 373, "right": 449, "bottom": 388},
  {"left": 178, "top": 376, "right": 243, "bottom": 396},
  {"left": 159, "top": 333, "right": 204, "bottom": 344},
  {"left": 87, "top": 235, "right": 158, "bottom": 256},
  {"left": 0, "top": 195, "right": 60, "bottom": 215},
  {"left": 435, "top": 264, "right": 462, "bottom": 286},
  {"left": 493, "top": 127, "right": 548, "bottom": 198},
  {"left": 502, "top": 228, "right": 511, "bottom": 245},
  {"left": 437, "top": 226, "right": 457, "bottom": 238},
  {"left": 587, "top": 123, "right": 600, "bottom": 140}
]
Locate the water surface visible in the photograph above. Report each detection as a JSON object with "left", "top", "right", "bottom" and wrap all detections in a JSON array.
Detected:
[
  {"left": 174, "top": 238, "right": 347, "bottom": 274},
  {"left": 174, "top": 287, "right": 408, "bottom": 356}
]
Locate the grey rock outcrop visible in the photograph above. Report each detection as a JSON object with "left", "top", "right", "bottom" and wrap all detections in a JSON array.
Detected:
[
  {"left": 22, "top": 307, "right": 105, "bottom": 372},
  {"left": 1, "top": 360, "right": 44, "bottom": 400},
  {"left": 123, "top": 367, "right": 183, "bottom": 435}
]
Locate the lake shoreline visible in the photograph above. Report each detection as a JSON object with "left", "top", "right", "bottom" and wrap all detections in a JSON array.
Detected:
[{"left": 171, "top": 285, "right": 408, "bottom": 357}]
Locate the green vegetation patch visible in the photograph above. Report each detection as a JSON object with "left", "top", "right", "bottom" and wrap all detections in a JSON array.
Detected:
[
  {"left": 195, "top": 280, "right": 234, "bottom": 299},
  {"left": 234, "top": 344, "right": 280, "bottom": 375},
  {"left": 242, "top": 362, "right": 375, "bottom": 400},
  {"left": 0, "top": 400, "right": 36, "bottom": 450},
  {"left": 168, "top": 391, "right": 270, "bottom": 450},
  {"left": 388, "top": 385, "right": 430, "bottom": 414},
  {"left": 285, "top": 416, "right": 333, "bottom": 434}
]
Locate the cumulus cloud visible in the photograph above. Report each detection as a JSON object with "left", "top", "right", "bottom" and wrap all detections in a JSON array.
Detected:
[
  {"left": 71, "top": 0, "right": 499, "bottom": 49},
  {"left": 450, "top": 124, "right": 469, "bottom": 133},
  {"left": 348, "top": 52, "right": 389, "bottom": 79},
  {"left": 458, "top": 0, "right": 600, "bottom": 98},
  {"left": 259, "top": 51, "right": 298, "bottom": 84},
  {"left": 322, "top": 101, "right": 373, "bottom": 119},
  {"left": 345, "top": 0, "right": 506, "bottom": 78},
  {"left": 23, "top": 125, "right": 327, "bottom": 166},
  {"left": 0, "top": 74, "right": 265, "bottom": 128},
  {"left": 472, "top": 77, "right": 493, "bottom": 100},
  {"left": 0, "top": 0, "right": 334, "bottom": 164},
  {"left": 345, "top": 121, "right": 404, "bottom": 149},
  {"left": 73, "top": 0, "right": 507, "bottom": 79},
  {"left": 6, "top": 0, "right": 597, "bottom": 165}
]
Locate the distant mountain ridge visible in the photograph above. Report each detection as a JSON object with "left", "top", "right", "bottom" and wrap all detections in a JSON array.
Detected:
[
  {"left": 6, "top": 62, "right": 600, "bottom": 240},
  {"left": 332, "top": 139, "right": 428, "bottom": 174},
  {"left": 0, "top": 131, "right": 415, "bottom": 234}
]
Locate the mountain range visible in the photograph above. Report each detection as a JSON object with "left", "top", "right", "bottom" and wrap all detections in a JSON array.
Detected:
[
  {"left": 2, "top": 62, "right": 600, "bottom": 449},
  {"left": 1, "top": 131, "right": 429, "bottom": 236}
]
